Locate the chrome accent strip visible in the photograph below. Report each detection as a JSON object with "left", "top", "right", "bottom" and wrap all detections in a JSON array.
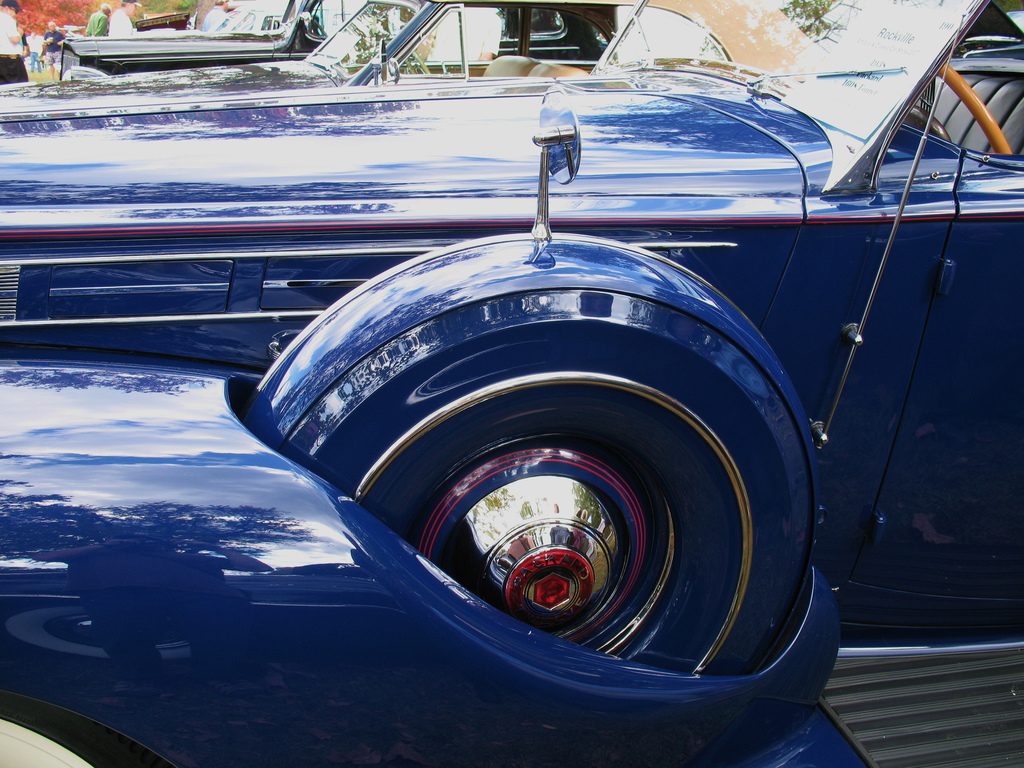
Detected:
[
  {"left": 636, "top": 241, "right": 737, "bottom": 249},
  {"left": 839, "top": 639, "right": 1024, "bottom": 658},
  {"left": 354, "top": 371, "right": 752, "bottom": 671},
  {"left": 0, "top": 244, "right": 735, "bottom": 272},
  {"left": 0, "top": 265, "right": 19, "bottom": 321},
  {"left": 6, "top": 246, "right": 432, "bottom": 268},
  {"left": 49, "top": 282, "right": 230, "bottom": 297},
  {"left": 262, "top": 279, "right": 366, "bottom": 291},
  {"left": 0, "top": 310, "right": 319, "bottom": 329}
]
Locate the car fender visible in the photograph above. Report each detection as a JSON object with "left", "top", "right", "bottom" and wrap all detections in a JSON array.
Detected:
[{"left": 247, "top": 233, "right": 823, "bottom": 676}]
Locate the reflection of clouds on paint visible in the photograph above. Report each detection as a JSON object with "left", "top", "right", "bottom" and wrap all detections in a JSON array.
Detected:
[
  {"left": 0, "top": 364, "right": 357, "bottom": 570},
  {"left": 2, "top": 96, "right": 539, "bottom": 188}
]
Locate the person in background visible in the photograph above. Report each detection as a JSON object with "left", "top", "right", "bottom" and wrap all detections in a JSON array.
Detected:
[
  {"left": 109, "top": 0, "right": 139, "bottom": 36},
  {"left": 27, "top": 28, "right": 41, "bottom": 71},
  {"left": 42, "top": 20, "right": 63, "bottom": 79},
  {"left": 86, "top": 3, "right": 112, "bottom": 36},
  {"left": 0, "top": 0, "right": 27, "bottom": 84},
  {"left": 201, "top": 0, "right": 232, "bottom": 32}
]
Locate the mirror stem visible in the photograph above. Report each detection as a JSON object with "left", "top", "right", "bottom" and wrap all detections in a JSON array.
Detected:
[{"left": 532, "top": 144, "right": 552, "bottom": 244}]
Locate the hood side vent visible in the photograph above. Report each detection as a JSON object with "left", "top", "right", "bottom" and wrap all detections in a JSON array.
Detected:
[{"left": 0, "top": 266, "right": 20, "bottom": 321}]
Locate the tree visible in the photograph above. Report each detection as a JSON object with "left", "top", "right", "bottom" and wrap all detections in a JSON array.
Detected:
[
  {"left": 20, "top": 0, "right": 196, "bottom": 34},
  {"left": 21, "top": 0, "right": 94, "bottom": 33}
]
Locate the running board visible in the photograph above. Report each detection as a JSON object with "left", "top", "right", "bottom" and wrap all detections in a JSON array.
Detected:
[{"left": 824, "top": 647, "right": 1024, "bottom": 767}]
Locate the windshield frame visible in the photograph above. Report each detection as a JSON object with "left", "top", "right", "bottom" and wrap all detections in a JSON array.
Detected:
[{"left": 306, "top": 0, "right": 427, "bottom": 82}]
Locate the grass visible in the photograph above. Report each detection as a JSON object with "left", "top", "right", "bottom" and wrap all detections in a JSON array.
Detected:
[{"left": 27, "top": 68, "right": 59, "bottom": 84}]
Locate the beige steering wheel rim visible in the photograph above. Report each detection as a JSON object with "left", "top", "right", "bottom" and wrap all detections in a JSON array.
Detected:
[{"left": 942, "top": 65, "right": 1013, "bottom": 155}]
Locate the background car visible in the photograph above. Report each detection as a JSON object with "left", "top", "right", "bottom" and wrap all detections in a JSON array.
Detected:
[
  {"left": 49, "top": 0, "right": 628, "bottom": 93},
  {"left": 59, "top": 0, "right": 625, "bottom": 81},
  {"left": 213, "top": 0, "right": 289, "bottom": 32},
  {"left": 1, "top": 0, "right": 1023, "bottom": 767},
  {"left": 60, "top": 0, "right": 356, "bottom": 77}
]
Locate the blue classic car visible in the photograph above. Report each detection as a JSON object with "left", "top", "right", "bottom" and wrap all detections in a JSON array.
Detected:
[{"left": 1, "top": 0, "right": 1023, "bottom": 766}]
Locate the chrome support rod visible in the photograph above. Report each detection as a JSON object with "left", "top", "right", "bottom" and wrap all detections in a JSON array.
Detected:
[
  {"left": 531, "top": 124, "right": 577, "bottom": 244},
  {"left": 532, "top": 143, "right": 553, "bottom": 243},
  {"left": 816, "top": 29, "right": 966, "bottom": 450}
]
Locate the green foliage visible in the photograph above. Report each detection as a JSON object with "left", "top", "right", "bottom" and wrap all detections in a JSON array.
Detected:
[
  {"left": 782, "top": 0, "right": 840, "bottom": 42},
  {"left": 20, "top": 0, "right": 197, "bottom": 32},
  {"left": 143, "top": 0, "right": 196, "bottom": 16}
]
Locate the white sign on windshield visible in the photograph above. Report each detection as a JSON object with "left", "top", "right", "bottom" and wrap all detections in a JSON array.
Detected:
[{"left": 783, "top": 3, "right": 963, "bottom": 143}]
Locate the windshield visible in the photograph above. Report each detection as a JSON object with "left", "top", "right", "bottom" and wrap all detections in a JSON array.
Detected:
[
  {"left": 308, "top": 0, "right": 420, "bottom": 76},
  {"left": 597, "top": 0, "right": 986, "bottom": 189},
  {"left": 217, "top": 6, "right": 285, "bottom": 32}
]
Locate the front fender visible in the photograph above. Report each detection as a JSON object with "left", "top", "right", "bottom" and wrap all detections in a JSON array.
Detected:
[{"left": 0, "top": 358, "right": 837, "bottom": 767}]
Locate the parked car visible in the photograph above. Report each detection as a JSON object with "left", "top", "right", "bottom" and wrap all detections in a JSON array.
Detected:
[
  {"left": 60, "top": 0, "right": 354, "bottom": 78},
  {"left": 214, "top": 0, "right": 289, "bottom": 33},
  {"left": 59, "top": 0, "right": 621, "bottom": 81},
  {"left": 2, "top": 0, "right": 1023, "bottom": 766},
  {"left": 135, "top": 11, "right": 194, "bottom": 31}
]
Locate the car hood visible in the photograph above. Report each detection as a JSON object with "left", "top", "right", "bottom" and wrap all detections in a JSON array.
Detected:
[
  {"left": 0, "top": 75, "right": 817, "bottom": 235},
  {"left": 0, "top": 61, "right": 336, "bottom": 116}
]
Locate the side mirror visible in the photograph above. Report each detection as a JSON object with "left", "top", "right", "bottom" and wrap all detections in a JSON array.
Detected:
[
  {"left": 539, "top": 89, "right": 581, "bottom": 185},
  {"left": 531, "top": 88, "right": 583, "bottom": 244}
]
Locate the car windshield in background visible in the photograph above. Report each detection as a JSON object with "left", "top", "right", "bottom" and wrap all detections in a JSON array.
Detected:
[
  {"left": 216, "top": 3, "right": 287, "bottom": 32},
  {"left": 597, "top": 0, "right": 986, "bottom": 189},
  {"left": 307, "top": 0, "right": 420, "bottom": 76}
]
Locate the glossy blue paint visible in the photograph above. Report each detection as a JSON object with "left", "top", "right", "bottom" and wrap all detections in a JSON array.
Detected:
[
  {"left": 0, "top": 16, "right": 1023, "bottom": 761},
  {"left": 0, "top": 221, "right": 798, "bottom": 368},
  {"left": 250, "top": 235, "right": 807, "bottom": 446},
  {"left": 843, "top": 152, "right": 1024, "bottom": 621},
  {"left": 0, "top": 81, "right": 804, "bottom": 239},
  {"left": 0, "top": 360, "right": 840, "bottom": 767},
  {"left": 249, "top": 234, "right": 817, "bottom": 676},
  {"left": 689, "top": 705, "right": 867, "bottom": 768},
  {"left": 762, "top": 127, "right": 963, "bottom": 600},
  {"left": 48, "top": 261, "right": 234, "bottom": 318}
]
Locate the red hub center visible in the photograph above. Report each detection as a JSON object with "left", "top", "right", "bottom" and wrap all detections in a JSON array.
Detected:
[{"left": 504, "top": 546, "right": 595, "bottom": 627}]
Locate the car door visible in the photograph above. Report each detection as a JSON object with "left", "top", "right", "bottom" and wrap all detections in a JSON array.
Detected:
[{"left": 848, "top": 62, "right": 1024, "bottom": 626}]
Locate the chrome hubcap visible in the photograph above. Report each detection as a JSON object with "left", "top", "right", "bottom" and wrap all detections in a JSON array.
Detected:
[
  {"left": 462, "top": 475, "right": 619, "bottom": 632},
  {"left": 421, "top": 445, "right": 669, "bottom": 653}
]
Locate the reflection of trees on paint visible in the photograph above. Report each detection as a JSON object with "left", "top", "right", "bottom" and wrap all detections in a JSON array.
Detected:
[
  {"left": 0, "top": 367, "right": 192, "bottom": 395},
  {"left": 0, "top": 481, "right": 312, "bottom": 560}
]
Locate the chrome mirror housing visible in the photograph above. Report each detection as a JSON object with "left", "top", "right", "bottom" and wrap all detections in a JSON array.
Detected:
[{"left": 539, "top": 89, "right": 581, "bottom": 185}]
